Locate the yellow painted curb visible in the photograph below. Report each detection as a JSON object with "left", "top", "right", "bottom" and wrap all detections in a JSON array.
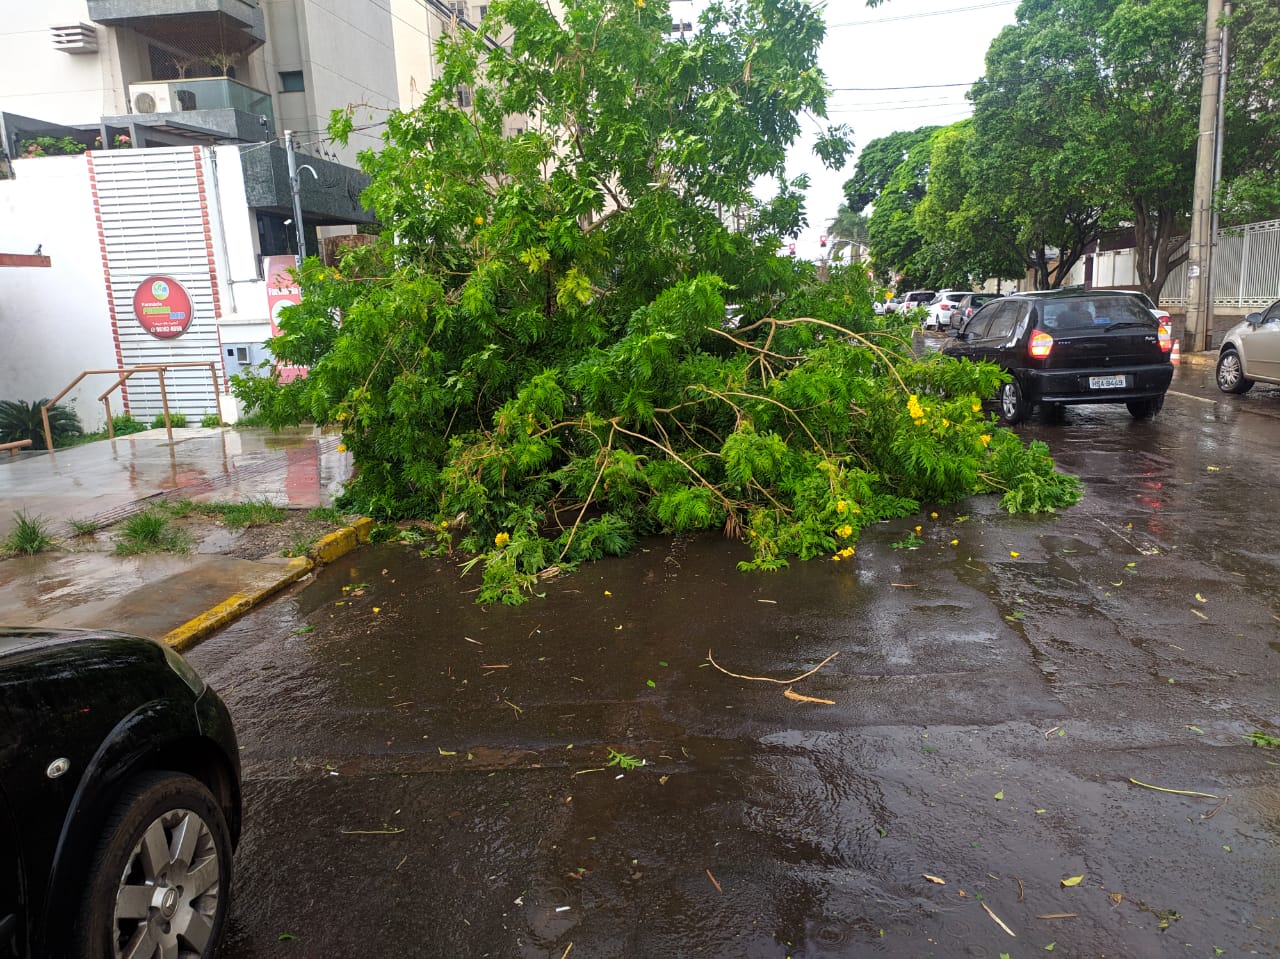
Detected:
[
  {"left": 309, "top": 516, "right": 375, "bottom": 564},
  {"left": 162, "top": 556, "right": 314, "bottom": 652}
]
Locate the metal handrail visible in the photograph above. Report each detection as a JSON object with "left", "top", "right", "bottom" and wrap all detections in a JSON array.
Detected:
[{"left": 41, "top": 362, "right": 218, "bottom": 450}]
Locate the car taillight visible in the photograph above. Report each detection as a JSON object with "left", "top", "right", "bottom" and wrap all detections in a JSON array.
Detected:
[
  {"left": 1029, "top": 330, "right": 1054, "bottom": 358},
  {"left": 1158, "top": 322, "right": 1172, "bottom": 353},
  {"left": 941, "top": 303, "right": 952, "bottom": 310}
]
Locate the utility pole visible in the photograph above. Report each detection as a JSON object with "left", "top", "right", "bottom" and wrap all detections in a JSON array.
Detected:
[
  {"left": 1184, "top": 0, "right": 1226, "bottom": 353},
  {"left": 284, "top": 130, "right": 317, "bottom": 266}
]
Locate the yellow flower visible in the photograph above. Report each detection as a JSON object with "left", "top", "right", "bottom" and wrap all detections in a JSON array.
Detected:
[
  {"left": 837, "top": 524, "right": 853, "bottom": 538},
  {"left": 474, "top": 215, "right": 485, "bottom": 225},
  {"left": 840, "top": 546, "right": 855, "bottom": 558},
  {"left": 836, "top": 500, "right": 847, "bottom": 514},
  {"left": 832, "top": 553, "right": 842, "bottom": 561},
  {"left": 494, "top": 531, "right": 510, "bottom": 548},
  {"left": 941, "top": 418, "right": 950, "bottom": 427},
  {"left": 950, "top": 538, "right": 959, "bottom": 546},
  {"left": 373, "top": 607, "right": 381, "bottom": 614},
  {"left": 636, "top": 0, "right": 645, "bottom": 6},
  {"left": 930, "top": 512, "right": 938, "bottom": 520},
  {"left": 971, "top": 400, "right": 982, "bottom": 413},
  {"left": 336, "top": 443, "right": 347, "bottom": 453},
  {"left": 1010, "top": 550, "right": 1020, "bottom": 558},
  {"left": 907, "top": 394, "right": 925, "bottom": 421},
  {"left": 440, "top": 520, "right": 448, "bottom": 530},
  {"left": 914, "top": 525, "right": 922, "bottom": 534},
  {"left": 980, "top": 434, "right": 992, "bottom": 447}
]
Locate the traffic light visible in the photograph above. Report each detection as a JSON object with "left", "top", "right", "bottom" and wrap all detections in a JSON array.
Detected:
[
  {"left": 788, "top": 243, "right": 796, "bottom": 255},
  {"left": 819, "top": 234, "right": 828, "bottom": 248}
]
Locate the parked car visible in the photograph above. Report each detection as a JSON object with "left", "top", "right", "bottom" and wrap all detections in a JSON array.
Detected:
[
  {"left": 948, "top": 293, "right": 1002, "bottom": 334},
  {"left": 1216, "top": 298, "right": 1280, "bottom": 394},
  {"left": 944, "top": 290, "right": 1174, "bottom": 423},
  {"left": 0, "top": 628, "right": 241, "bottom": 959},
  {"left": 901, "top": 290, "right": 936, "bottom": 315},
  {"left": 924, "top": 291, "right": 966, "bottom": 331},
  {"left": 882, "top": 296, "right": 904, "bottom": 314}
]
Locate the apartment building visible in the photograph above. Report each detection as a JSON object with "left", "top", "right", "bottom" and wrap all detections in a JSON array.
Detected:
[{"left": 0, "top": 0, "right": 477, "bottom": 425}]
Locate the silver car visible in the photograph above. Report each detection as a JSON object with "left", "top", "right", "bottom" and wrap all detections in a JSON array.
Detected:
[{"left": 1216, "top": 299, "right": 1280, "bottom": 394}]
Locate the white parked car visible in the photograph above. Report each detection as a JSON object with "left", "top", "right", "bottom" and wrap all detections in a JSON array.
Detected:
[
  {"left": 1216, "top": 298, "right": 1280, "bottom": 394},
  {"left": 924, "top": 291, "right": 965, "bottom": 331}
]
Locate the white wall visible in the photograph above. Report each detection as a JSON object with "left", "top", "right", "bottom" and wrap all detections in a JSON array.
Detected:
[
  {"left": 0, "top": 0, "right": 132, "bottom": 126},
  {"left": 391, "top": 0, "right": 441, "bottom": 110},
  {"left": 0, "top": 156, "right": 116, "bottom": 430}
]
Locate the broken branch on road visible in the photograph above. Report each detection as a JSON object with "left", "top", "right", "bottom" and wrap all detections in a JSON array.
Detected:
[{"left": 706, "top": 649, "right": 838, "bottom": 685}]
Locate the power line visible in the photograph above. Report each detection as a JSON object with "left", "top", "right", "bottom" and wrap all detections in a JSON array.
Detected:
[
  {"left": 830, "top": 81, "right": 978, "bottom": 92},
  {"left": 826, "top": 1, "right": 1017, "bottom": 29}
]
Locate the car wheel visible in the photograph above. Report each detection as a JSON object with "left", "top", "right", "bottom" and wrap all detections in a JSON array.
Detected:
[
  {"left": 999, "top": 378, "right": 1029, "bottom": 425},
  {"left": 1126, "top": 396, "right": 1164, "bottom": 419},
  {"left": 76, "top": 772, "right": 232, "bottom": 959},
  {"left": 1215, "top": 348, "right": 1255, "bottom": 394}
]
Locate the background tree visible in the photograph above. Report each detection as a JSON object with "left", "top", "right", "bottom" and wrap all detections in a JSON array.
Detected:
[
  {"left": 239, "top": 0, "right": 1080, "bottom": 603},
  {"left": 826, "top": 203, "right": 868, "bottom": 260},
  {"left": 864, "top": 133, "right": 941, "bottom": 289},
  {"left": 842, "top": 127, "right": 938, "bottom": 214},
  {"left": 1219, "top": 1, "right": 1280, "bottom": 224},
  {"left": 971, "top": 0, "right": 1202, "bottom": 300}
]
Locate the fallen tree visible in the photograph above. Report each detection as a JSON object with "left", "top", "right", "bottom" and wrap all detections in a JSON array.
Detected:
[{"left": 236, "top": 0, "right": 1081, "bottom": 603}]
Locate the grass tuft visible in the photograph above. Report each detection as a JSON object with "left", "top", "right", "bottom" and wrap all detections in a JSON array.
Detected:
[
  {"left": 206, "top": 499, "right": 285, "bottom": 529},
  {"left": 114, "top": 510, "right": 190, "bottom": 556},
  {"left": 67, "top": 517, "right": 100, "bottom": 536},
  {"left": 282, "top": 534, "right": 320, "bottom": 558},
  {"left": 3, "top": 511, "right": 56, "bottom": 555}
]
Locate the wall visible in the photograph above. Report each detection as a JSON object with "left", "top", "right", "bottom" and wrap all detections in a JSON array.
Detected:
[
  {"left": 0, "top": 0, "right": 131, "bottom": 127},
  {"left": 262, "top": 0, "right": 399, "bottom": 165},
  {"left": 0, "top": 156, "right": 117, "bottom": 430}
]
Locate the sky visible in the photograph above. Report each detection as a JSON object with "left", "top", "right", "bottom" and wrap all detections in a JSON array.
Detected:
[{"left": 674, "top": 0, "right": 1023, "bottom": 260}]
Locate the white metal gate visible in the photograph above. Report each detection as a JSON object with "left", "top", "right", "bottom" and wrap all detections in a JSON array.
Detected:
[{"left": 87, "top": 147, "right": 222, "bottom": 419}]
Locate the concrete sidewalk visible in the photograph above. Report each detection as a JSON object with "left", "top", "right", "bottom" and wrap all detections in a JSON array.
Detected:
[{"left": 0, "top": 426, "right": 365, "bottom": 649}]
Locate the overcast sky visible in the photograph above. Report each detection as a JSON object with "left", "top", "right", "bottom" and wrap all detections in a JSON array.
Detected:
[{"left": 675, "top": 0, "right": 1022, "bottom": 260}]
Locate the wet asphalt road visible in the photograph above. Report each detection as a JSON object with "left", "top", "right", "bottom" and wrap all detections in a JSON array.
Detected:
[{"left": 187, "top": 365, "right": 1280, "bottom": 958}]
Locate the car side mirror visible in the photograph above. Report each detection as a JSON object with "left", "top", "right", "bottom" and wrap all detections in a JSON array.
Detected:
[{"left": 1245, "top": 312, "right": 1263, "bottom": 327}]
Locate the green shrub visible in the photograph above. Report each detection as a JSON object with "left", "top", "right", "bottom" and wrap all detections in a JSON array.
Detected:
[
  {"left": 150, "top": 412, "right": 188, "bottom": 429},
  {"left": 200, "top": 413, "right": 225, "bottom": 428},
  {"left": 114, "top": 511, "right": 189, "bottom": 555},
  {"left": 0, "top": 399, "right": 82, "bottom": 450},
  {"left": 3, "top": 511, "right": 56, "bottom": 555},
  {"left": 111, "top": 414, "right": 148, "bottom": 436}
]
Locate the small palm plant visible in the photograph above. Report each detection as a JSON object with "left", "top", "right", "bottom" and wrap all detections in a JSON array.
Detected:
[{"left": 0, "top": 399, "right": 82, "bottom": 450}]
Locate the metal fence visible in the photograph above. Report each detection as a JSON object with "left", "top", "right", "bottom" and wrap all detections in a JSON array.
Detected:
[{"left": 1094, "top": 217, "right": 1280, "bottom": 309}]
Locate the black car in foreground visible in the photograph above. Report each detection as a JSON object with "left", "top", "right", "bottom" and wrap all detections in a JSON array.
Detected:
[
  {"left": 944, "top": 290, "right": 1174, "bottom": 424},
  {"left": 0, "top": 629, "right": 241, "bottom": 959}
]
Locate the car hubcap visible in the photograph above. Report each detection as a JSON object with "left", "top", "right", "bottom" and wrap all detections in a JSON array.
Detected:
[
  {"left": 113, "top": 809, "right": 221, "bottom": 958},
  {"left": 1219, "top": 355, "right": 1240, "bottom": 388},
  {"left": 1002, "top": 385, "right": 1018, "bottom": 418}
]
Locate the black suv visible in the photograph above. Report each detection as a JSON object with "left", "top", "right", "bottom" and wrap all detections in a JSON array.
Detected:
[
  {"left": 1, "top": 629, "right": 241, "bottom": 959},
  {"left": 944, "top": 290, "right": 1174, "bottom": 423}
]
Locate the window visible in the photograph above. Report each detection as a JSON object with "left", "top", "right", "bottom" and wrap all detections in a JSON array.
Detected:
[
  {"left": 477, "top": 4, "right": 488, "bottom": 18},
  {"left": 986, "top": 302, "right": 1021, "bottom": 341},
  {"left": 280, "top": 71, "right": 305, "bottom": 92},
  {"left": 456, "top": 86, "right": 473, "bottom": 108}
]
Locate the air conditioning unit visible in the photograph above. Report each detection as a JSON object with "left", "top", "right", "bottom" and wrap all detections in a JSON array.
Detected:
[{"left": 129, "top": 82, "right": 173, "bottom": 114}]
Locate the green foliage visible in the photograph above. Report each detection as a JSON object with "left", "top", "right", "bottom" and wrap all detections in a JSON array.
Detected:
[
  {"left": 150, "top": 412, "right": 188, "bottom": 429},
  {"left": 307, "top": 506, "right": 347, "bottom": 524},
  {"left": 190, "top": 499, "right": 286, "bottom": 529},
  {"left": 1245, "top": 731, "right": 1280, "bottom": 749},
  {"left": 0, "top": 399, "right": 82, "bottom": 450},
  {"left": 237, "top": 0, "right": 1082, "bottom": 604},
  {"left": 68, "top": 518, "right": 100, "bottom": 536},
  {"left": 200, "top": 413, "right": 225, "bottom": 428},
  {"left": 111, "top": 414, "right": 148, "bottom": 436},
  {"left": 18, "top": 136, "right": 87, "bottom": 158},
  {"left": 605, "top": 748, "right": 644, "bottom": 771},
  {"left": 114, "top": 511, "right": 189, "bottom": 555},
  {"left": 3, "top": 511, "right": 56, "bottom": 555}
]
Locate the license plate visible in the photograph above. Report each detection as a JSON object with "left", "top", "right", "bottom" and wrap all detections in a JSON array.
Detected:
[{"left": 1089, "top": 375, "right": 1127, "bottom": 389}]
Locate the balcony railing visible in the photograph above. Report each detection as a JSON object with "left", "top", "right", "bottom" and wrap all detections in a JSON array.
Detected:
[{"left": 134, "top": 77, "right": 274, "bottom": 129}]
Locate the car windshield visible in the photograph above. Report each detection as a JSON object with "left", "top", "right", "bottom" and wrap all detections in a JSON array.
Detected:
[{"left": 1038, "top": 296, "right": 1156, "bottom": 332}]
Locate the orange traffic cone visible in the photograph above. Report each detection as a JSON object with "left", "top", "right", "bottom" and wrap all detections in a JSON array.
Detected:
[{"left": 1171, "top": 339, "right": 1181, "bottom": 365}]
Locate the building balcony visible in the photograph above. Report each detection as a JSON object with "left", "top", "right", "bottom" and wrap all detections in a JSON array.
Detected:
[
  {"left": 128, "top": 77, "right": 273, "bottom": 126},
  {"left": 86, "top": 0, "right": 265, "bottom": 52},
  {"left": 98, "top": 78, "right": 275, "bottom": 148}
]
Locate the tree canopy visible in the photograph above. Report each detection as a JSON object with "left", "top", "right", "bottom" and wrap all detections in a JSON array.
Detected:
[{"left": 237, "top": 0, "right": 1081, "bottom": 603}]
